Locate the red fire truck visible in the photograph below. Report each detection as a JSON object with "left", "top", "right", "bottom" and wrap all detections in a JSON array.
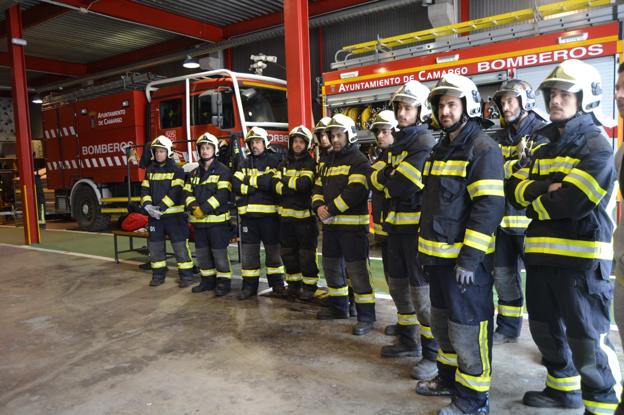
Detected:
[{"left": 42, "top": 70, "right": 289, "bottom": 231}]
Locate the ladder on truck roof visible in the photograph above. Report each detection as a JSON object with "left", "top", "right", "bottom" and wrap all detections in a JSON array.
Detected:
[
  {"left": 332, "top": 0, "right": 618, "bottom": 69},
  {"left": 41, "top": 72, "right": 164, "bottom": 110},
  {"left": 145, "top": 69, "right": 288, "bottom": 161}
]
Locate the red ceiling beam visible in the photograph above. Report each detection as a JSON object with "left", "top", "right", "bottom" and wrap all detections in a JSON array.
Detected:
[
  {"left": 87, "top": 37, "right": 199, "bottom": 73},
  {"left": 53, "top": 0, "right": 223, "bottom": 42},
  {"left": 0, "top": 3, "right": 70, "bottom": 38},
  {"left": 224, "top": 0, "right": 372, "bottom": 38},
  {"left": 0, "top": 52, "right": 87, "bottom": 77}
]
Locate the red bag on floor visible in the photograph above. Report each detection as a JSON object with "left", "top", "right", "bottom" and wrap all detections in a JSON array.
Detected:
[{"left": 121, "top": 212, "right": 148, "bottom": 232}]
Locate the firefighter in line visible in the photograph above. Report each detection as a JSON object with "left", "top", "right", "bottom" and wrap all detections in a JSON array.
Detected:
[
  {"left": 489, "top": 80, "right": 548, "bottom": 344},
  {"left": 140, "top": 135, "right": 195, "bottom": 288},
  {"left": 184, "top": 133, "right": 233, "bottom": 297},
  {"left": 312, "top": 114, "right": 376, "bottom": 335},
  {"left": 376, "top": 82, "right": 440, "bottom": 381},
  {"left": 232, "top": 127, "right": 285, "bottom": 300},
  {"left": 273, "top": 125, "right": 319, "bottom": 300},
  {"left": 507, "top": 59, "right": 622, "bottom": 414},
  {"left": 368, "top": 110, "right": 394, "bottom": 330},
  {"left": 415, "top": 74, "right": 505, "bottom": 415},
  {"left": 314, "top": 117, "right": 356, "bottom": 316},
  {"left": 612, "top": 62, "right": 624, "bottom": 415}
]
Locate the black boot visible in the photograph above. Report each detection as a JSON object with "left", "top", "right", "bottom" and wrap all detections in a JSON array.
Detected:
[
  {"left": 349, "top": 302, "right": 357, "bottom": 318},
  {"left": 214, "top": 278, "right": 231, "bottom": 297},
  {"left": 380, "top": 342, "right": 421, "bottom": 358},
  {"left": 286, "top": 281, "right": 302, "bottom": 300},
  {"left": 415, "top": 375, "right": 453, "bottom": 397},
  {"left": 149, "top": 276, "right": 165, "bottom": 287},
  {"left": 192, "top": 276, "right": 216, "bottom": 293},
  {"left": 238, "top": 285, "right": 257, "bottom": 300},
  {"left": 317, "top": 307, "right": 349, "bottom": 320},
  {"left": 299, "top": 285, "right": 316, "bottom": 301},
  {"left": 522, "top": 389, "right": 582, "bottom": 409},
  {"left": 352, "top": 321, "right": 374, "bottom": 335},
  {"left": 384, "top": 324, "right": 399, "bottom": 336},
  {"left": 178, "top": 279, "right": 194, "bottom": 288},
  {"left": 271, "top": 283, "right": 287, "bottom": 297}
]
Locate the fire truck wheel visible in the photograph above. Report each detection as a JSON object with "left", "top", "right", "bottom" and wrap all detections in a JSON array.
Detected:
[{"left": 72, "top": 185, "right": 110, "bottom": 232}]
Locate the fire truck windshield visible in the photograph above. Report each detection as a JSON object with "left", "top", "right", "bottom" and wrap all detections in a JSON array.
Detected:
[{"left": 240, "top": 86, "right": 287, "bottom": 123}]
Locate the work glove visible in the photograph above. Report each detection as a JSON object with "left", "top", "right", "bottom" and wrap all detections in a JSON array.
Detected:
[
  {"left": 191, "top": 205, "right": 204, "bottom": 219},
  {"left": 455, "top": 266, "right": 474, "bottom": 286},
  {"left": 144, "top": 204, "right": 162, "bottom": 220}
]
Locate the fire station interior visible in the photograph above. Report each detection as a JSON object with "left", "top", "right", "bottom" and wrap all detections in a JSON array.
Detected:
[{"left": 1, "top": 0, "right": 623, "bottom": 414}]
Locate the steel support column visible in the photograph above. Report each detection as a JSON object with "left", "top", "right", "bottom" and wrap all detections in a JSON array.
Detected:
[
  {"left": 284, "top": 0, "right": 313, "bottom": 129},
  {"left": 7, "top": 5, "right": 39, "bottom": 245}
]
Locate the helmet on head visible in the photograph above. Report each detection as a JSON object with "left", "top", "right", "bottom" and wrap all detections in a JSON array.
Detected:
[
  {"left": 493, "top": 79, "right": 536, "bottom": 112},
  {"left": 245, "top": 126, "right": 270, "bottom": 150},
  {"left": 150, "top": 135, "right": 173, "bottom": 159},
  {"left": 326, "top": 113, "right": 358, "bottom": 144},
  {"left": 314, "top": 117, "right": 332, "bottom": 133},
  {"left": 390, "top": 80, "right": 432, "bottom": 123},
  {"left": 428, "top": 74, "right": 481, "bottom": 132},
  {"left": 196, "top": 132, "right": 219, "bottom": 160},
  {"left": 369, "top": 110, "right": 398, "bottom": 132},
  {"left": 538, "top": 59, "right": 602, "bottom": 115},
  {"left": 288, "top": 125, "right": 313, "bottom": 151}
]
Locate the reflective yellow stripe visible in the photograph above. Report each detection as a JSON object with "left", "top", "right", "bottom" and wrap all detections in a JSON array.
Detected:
[
  {"left": 285, "top": 175, "right": 296, "bottom": 190},
  {"left": 326, "top": 165, "right": 350, "bottom": 176},
  {"left": 183, "top": 183, "right": 193, "bottom": 192},
  {"left": 436, "top": 350, "right": 458, "bottom": 367},
  {"left": 499, "top": 144, "right": 517, "bottom": 158},
  {"left": 302, "top": 276, "right": 319, "bottom": 285},
  {"left": 278, "top": 207, "right": 312, "bottom": 219},
  {"left": 241, "top": 269, "right": 261, "bottom": 277},
  {"left": 189, "top": 212, "right": 230, "bottom": 223},
  {"left": 172, "top": 178, "right": 184, "bottom": 187},
  {"left": 328, "top": 286, "right": 349, "bottom": 296},
  {"left": 354, "top": 292, "right": 375, "bottom": 304},
  {"left": 161, "top": 195, "right": 174, "bottom": 208},
  {"left": 532, "top": 195, "right": 550, "bottom": 220},
  {"left": 150, "top": 172, "right": 175, "bottom": 180},
  {"left": 498, "top": 304, "right": 523, "bottom": 318},
  {"left": 267, "top": 266, "right": 284, "bottom": 275},
  {"left": 275, "top": 181, "right": 284, "bottom": 195},
  {"left": 467, "top": 179, "right": 504, "bottom": 199},
  {"left": 217, "top": 271, "right": 232, "bottom": 279},
  {"left": 396, "top": 162, "right": 424, "bottom": 188},
  {"left": 500, "top": 215, "right": 531, "bottom": 229},
  {"left": 503, "top": 160, "right": 517, "bottom": 179},
  {"left": 200, "top": 268, "right": 217, "bottom": 277},
  {"left": 424, "top": 160, "right": 469, "bottom": 177},
  {"left": 151, "top": 260, "right": 167, "bottom": 269},
  {"left": 348, "top": 174, "right": 368, "bottom": 188},
  {"left": 323, "top": 214, "right": 369, "bottom": 226},
  {"left": 385, "top": 210, "right": 421, "bottom": 225},
  {"left": 334, "top": 195, "right": 349, "bottom": 212},
  {"left": 234, "top": 171, "right": 245, "bottom": 181},
  {"left": 312, "top": 194, "right": 325, "bottom": 203},
  {"left": 563, "top": 168, "right": 607, "bottom": 205},
  {"left": 455, "top": 320, "right": 491, "bottom": 392},
  {"left": 532, "top": 156, "right": 579, "bottom": 176},
  {"left": 285, "top": 273, "right": 303, "bottom": 282},
  {"left": 371, "top": 160, "right": 386, "bottom": 171},
  {"left": 372, "top": 222, "right": 388, "bottom": 236},
  {"left": 163, "top": 205, "right": 184, "bottom": 214},
  {"left": 463, "top": 229, "right": 494, "bottom": 253},
  {"left": 141, "top": 179, "right": 150, "bottom": 188},
  {"left": 207, "top": 196, "right": 220, "bottom": 209},
  {"left": 141, "top": 195, "right": 152, "bottom": 204},
  {"left": 512, "top": 167, "right": 530, "bottom": 180},
  {"left": 185, "top": 196, "right": 197, "bottom": 206},
  {"left": 524, "top": 236, "right": 613, "bottom": 260},
  {"left": 217, "top": 181, "right": 232, "bottom": 190},
  {"left": 418, "top": 237, "right": 462, "bottom": 259},
  {"left": 370, "top": 169, "right": 384, "bottom": 191},
  {"left": 514, "top": 179, "right": 533, "bottom": 207},
  {"left": 583, "top": 400, "right": 618, "bottom": 414},
  {"left": 249, "top": 175, "right": 258, "bottom": 188},
  {"left": 240, "top": 183, "right": 249, "bottom": 195},
  {"left": 397, "top": 313, "right": 419, "bottom": 326},
  {"left": 238, "top": 204, "right": 278, "bottom": 214},
  {"left": 420, "top": 324, "right": 434, "bottom": 339},
  {"left": 546, "top": 373, "right": 581, "bottom": 392}
]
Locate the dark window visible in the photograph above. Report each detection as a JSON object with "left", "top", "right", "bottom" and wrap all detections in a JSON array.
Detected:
[
  {"left": 191, "top": 91, "right": 234, "bottom": 129},
  {"left": 159, "top": 99, "right": 182, "bottom": 129},
  {"left": 240, "top": 87, "right": 287, "bottom": 123}
]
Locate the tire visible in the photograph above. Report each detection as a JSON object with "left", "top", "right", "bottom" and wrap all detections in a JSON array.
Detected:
[{"left": 72, "top": 185, "right": 110, "bottom": 231}]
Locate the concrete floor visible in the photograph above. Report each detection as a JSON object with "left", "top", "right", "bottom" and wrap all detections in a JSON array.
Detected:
[{"left": 0, "top": 245, "right": 621, "bottom": 415}]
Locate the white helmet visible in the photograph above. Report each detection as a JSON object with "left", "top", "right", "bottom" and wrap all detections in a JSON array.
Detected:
[
  {"left": 428, "top": 74, "right": 482, "bottom": 132},
  {"left": 369, "top": 110, "right": 398, "bottom": 132},
  {"left": 245, "top": 126, "right": 270, "bottom": 150},
  {"left": 538, "top": 59, "right": 608, "bottom": 124},
  {"left": 150, "top": 135, "right": 173, "bottom": 159},
  {"left": 314, "top": 117, "right": 332, "bottom": 133},
  {"left": 196, "top": 132, "right": 219, "bottom": 159},
  {"left": 289, "top": 125, "right": 313, "bottom": 151},
  {"left": 326, "top": 113, "right": 358, "bottom": 144},
  {"left": 493, "top": 79, "right": 536, "bottom": 113},
  {"left": 390, "top": 80, "right": 432, "bottom": 122}
]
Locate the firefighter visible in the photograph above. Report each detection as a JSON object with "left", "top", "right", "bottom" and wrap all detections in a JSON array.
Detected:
[
  {"left": 233, "top": 127, "right": 285, "bottom": 300},
  {"left": 273, "top": 125, "right": 319, "bottom": 300},
  {"left": 368, "top": 110, "right": 395, "bottom": 331},
  {"left": 375, "top": 82, "right": 440, "bottom": 380},
  {"left": 312, "top": 113, "right": 375, "bottom": 335},
  {"left": 507, "top": 59, "right": 621, "bottom": 413},
  {"left": 140, "top": 135, "right": 194, "bottom": 288},
  {"left": 184, "top": 133, "right": 233, "bottom": 296},
  {"left": 415, "top": 74, "right": 505, "bottom": 415},
  {"left": 315, "top": 117, "right": 356, "bottom": 315},
  {"left": 489, "top": 80, "right": 548, "bottom": 344}
]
